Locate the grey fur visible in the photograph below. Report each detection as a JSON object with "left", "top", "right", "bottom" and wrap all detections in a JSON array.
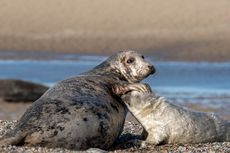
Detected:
[
  {"left": 121, "top": 89, "right": 230, "bottom": 145},
  {"left": 0, "top": 79, "right": 48, "bottom": 102},
  {"left": 0, "top": 50, "right": 154, "bottom": 150}
]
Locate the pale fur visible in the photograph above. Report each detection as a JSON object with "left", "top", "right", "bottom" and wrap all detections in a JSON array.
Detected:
[{"left": 121, "top": 90, "right": 230, "bottom": 145}]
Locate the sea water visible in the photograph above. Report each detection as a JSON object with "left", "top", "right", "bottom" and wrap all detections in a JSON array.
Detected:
[{"left": 0, "top": 55, "right": 229, "bottom": 109}]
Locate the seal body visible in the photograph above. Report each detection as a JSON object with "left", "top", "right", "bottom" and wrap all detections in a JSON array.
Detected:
[
  {"left": 121, "top": 90, "right": 230, "bottom": 145},
  {"left": 0, "top": 50, "right": 154, "bottom": 150},
  {"left": 0, "top": 79, "right": 48, "bottom": 102}
]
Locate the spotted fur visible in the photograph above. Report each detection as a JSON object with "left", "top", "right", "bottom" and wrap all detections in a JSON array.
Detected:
[{"left": 0, "top": 50, "right": 154, "bottom": 150}]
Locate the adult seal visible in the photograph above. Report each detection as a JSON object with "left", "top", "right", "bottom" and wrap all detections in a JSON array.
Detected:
[
  {"left": 0, "top": 50, "right": 155, "bottom": 150},
  {"left": 115, "top": 84, "right": 230, "bottom": 145},
  {"left": 0, "top": 79, "right": 48, "bottom": 102}
]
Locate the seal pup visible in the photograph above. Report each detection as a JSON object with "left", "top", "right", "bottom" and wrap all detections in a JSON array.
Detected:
[
  {"left": 114, "top": 84, "right": 230, "bottom": 145},
  {"left": 0, "top": 50, "right": 155, "bottom": 150}
]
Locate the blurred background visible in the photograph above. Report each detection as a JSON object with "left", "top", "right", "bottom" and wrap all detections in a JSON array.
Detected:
[{"left": 0, "top": 0, "right": 229, "bottom": 120}]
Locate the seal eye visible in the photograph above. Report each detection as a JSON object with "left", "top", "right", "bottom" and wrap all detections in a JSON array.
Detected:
[
  {"left": 127, "top": 58, "right": 135, "bottom": 64},
  {"left": 141, "top": 55, "right": 145, "bottom": 59}
]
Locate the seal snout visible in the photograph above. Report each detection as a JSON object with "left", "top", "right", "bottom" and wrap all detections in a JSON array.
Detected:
[{"left": 148, "top": 65, "right": 156, "bottom": 75}]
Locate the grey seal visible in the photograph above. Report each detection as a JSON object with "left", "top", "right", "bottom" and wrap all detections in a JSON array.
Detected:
[
  {"left": 114, "top": 84, "right": 230, "bottom": 145},
  {"left": 0, "top": 50, "right": 155, "bottom": 150},
  {"left": 0, "top": 79, "right": 48, "bottom": 102}
]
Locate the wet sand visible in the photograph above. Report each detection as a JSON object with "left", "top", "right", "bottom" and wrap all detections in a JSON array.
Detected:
[
  {"left": 1, "top": 98, "right": 229, "bottom": 121},
  {"left": 0, "top": 99, "right": 31, "bottom": 120},
  {"left": 0, "top": 0, "right": 230, "bottom": 61}
]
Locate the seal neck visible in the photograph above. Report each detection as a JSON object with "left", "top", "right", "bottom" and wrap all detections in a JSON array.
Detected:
[{"left": 83, "top": 61, "right": 127, "bottom": 82}]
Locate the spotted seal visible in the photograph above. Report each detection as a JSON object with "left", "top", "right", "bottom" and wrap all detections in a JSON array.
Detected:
[
  {"left": 0, "top": 79, "right": 48, "bottom": 102},
  {"left": 0, "top": 50, "right": 155, "bottom": 150},
  {"left": 114, "top": 84, "right": 230, "bottom": 145}
]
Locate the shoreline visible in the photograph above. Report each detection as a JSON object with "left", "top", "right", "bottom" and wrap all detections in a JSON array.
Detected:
[
  {"left": 0, "top": 50, "right": 230, "bottom": 62},
  {"left": 1, "top": 98, "right": 230, "bottom": 121}
]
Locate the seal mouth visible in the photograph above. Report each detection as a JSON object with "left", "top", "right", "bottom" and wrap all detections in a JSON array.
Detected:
[
  {"left": 148, "top": 65, "right": 156, "bottom": 75},
  {"left": 141, "top": 65, "right": 156, "bottom": 80},
  {"left": 125, "top": 68, "right": 156, "bottom": 83}
]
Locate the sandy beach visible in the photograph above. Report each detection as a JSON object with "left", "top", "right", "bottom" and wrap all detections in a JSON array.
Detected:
[
  {"left": 0, "top": 1, "right": 230, "bottom": 152},
  {"left": 1, "top": 96, "right": 230, "bottom": 152},
  {"left": 0, "top": 120, "right": 230, "bottom": 153},
  {"left": 0, "top": 0, "right": 230, "bottom": 61}
]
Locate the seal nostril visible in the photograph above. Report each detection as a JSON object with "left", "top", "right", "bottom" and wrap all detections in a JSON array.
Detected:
[{"left": 148, "top": 65, "right": 155, "bottom": 74}]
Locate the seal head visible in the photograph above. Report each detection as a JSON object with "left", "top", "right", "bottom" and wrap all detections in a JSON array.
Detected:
[{"left": 91, "top": 50, "right": 155, "bottom": 83}]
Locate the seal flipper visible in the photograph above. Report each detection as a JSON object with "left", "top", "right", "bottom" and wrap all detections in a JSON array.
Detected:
[{"left": 0, "top": 130, "right": 28, "bottom": 146}]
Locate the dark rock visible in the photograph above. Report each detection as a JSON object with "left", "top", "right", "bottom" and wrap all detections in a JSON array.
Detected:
[{"left": 0, "top": 79, "right": 49, "bottom": 102}]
